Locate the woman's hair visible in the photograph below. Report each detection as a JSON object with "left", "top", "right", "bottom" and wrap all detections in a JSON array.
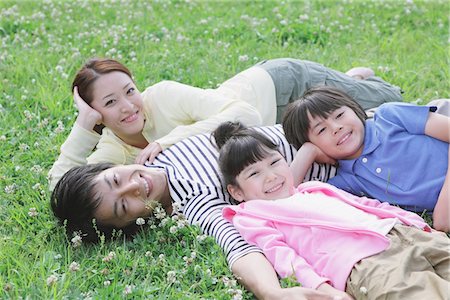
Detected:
[
  {"left": 72, "top": 58, "right": 133, "bottom": 105},
  {"left": 213, "top": 122, "right": 279, "bottom": 187},
  {"left": 282, "top": 86, "right": 367, "bottom": 149},
  {"left": 50, "top": 163, "right": 139, "bottom": 243}
]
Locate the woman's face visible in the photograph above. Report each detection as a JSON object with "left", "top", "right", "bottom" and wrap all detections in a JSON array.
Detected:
[
  {"left": 90, "top": 71, "right": 145, "bottom": 139},
  {"left": 93, "top": 164, "right": 170, "bottom": 228},
  {"left": 228, "top": 150, "right": 294, "bottom": 202}
]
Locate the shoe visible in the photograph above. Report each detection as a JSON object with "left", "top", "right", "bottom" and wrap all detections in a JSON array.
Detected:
[{"left": 345, "top": 67, "right": 375, "bottom": 80}]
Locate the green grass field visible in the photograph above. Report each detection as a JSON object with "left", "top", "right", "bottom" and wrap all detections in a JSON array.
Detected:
[{"left": 0, "top": 0, "right": 448, "bottom": 298}]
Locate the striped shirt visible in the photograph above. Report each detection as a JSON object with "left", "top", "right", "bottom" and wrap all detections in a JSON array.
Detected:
[{"left": 150, "top": 124, "right": 336, "bottom": 267}]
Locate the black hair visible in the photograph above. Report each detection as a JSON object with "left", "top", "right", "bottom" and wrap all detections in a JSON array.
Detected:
[
  {"left": 213, "top": 121, "right": 279, "bottom": 188},
  {"left": 50, "top": 163, "right": 139, "bottom": 243},
  {"left": 282, "top": 86, "right": 367, "bottom": 149}
]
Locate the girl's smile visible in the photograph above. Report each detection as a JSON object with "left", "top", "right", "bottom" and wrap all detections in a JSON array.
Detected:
[{"left": 228, "top": 150, "right": 294, "bottom": 202}]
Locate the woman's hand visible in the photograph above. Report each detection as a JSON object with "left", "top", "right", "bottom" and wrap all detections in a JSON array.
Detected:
[
  {"left": 73, "top": 86, "right": 103, "bottom": 131},
  {"left": 135, "top": 142, "right": 162, "bottom": 165}
]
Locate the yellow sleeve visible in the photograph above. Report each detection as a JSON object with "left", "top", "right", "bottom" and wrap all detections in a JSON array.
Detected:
[
  {"left": 145, "top": 81, "right": 262, "bottom": 149},
  {"left": 47, "top": 123, "right": 100, "bottom": 191}
]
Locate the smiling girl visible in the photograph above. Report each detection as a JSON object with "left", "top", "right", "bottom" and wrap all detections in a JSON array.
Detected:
[{"left": 215, "top": 121, "right": 450, "bottom": 300}]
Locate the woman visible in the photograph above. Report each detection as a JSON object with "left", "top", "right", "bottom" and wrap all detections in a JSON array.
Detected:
[{"left": 48, "top": 57, "right": 402, "bottom": 190}]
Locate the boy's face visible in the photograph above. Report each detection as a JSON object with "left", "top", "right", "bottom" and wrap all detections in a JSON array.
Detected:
[
  {"left": 307, "top": 106, "right": 365, "bottom": 160},
  {"left": 93, "top": 164, "right": 169, "bottom": 228},
  {"left": 228, "top": 150, "right": 294, "bottom": 202}
]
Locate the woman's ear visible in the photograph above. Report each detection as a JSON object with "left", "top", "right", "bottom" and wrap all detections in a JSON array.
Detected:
[{"left": 227, "top": 184, "right": 245, "bottom": 202}]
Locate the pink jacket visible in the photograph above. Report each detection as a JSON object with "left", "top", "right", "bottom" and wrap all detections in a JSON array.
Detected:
[{"left": 222, "top": 181, "right": 430, "bottom": 290}]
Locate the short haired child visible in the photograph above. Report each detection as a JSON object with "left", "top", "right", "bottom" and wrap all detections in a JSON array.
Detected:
[
  {"left": 282, "top": 87, "right": 450, "bottom": 232},
  {"left": 216, "top": 121, "right": 450, "bottom": 300}
]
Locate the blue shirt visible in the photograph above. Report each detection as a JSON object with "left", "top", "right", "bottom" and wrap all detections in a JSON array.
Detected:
[{"left": 328, "top": 103, "right": 448, "bottom": 212}]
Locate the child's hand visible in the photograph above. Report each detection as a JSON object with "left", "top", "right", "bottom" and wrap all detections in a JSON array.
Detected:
[
  {"left": 304, "top": 142, "right": 337, "bottom": 165},
  {"left": 73, "top": 86, "right": 103, "bottom": 131},
  {"left": 317, "top": 283, "right": 354, "bottom": 300}
]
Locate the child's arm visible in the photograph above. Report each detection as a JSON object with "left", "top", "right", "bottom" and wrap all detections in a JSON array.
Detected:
[
  {"left": 424, "top": 112, "right": 450, "bottom": 231},
  {"left": 291, "top": 142, "right": 336, "bottom": 186},
  {"left": 424, "top": 111, "right": 450, "bottom": 142},
  {"left": 317, "top": 283, "right": 354, "bottom": 300},
  {"left": 433, "top": 147, "right": 450, "bottom": 232}
]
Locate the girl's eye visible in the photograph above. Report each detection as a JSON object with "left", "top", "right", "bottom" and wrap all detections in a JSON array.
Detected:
[
  {"left": 248, "top": 171, "right": 258, "bottom": 178},
  {"left": 271, "top": 158, "right": 281, "bottom": 165},
  {"left": 336, "top": 112, "right": 344, "bottom": 119},
  {"left": 127, "top": 87, "right": 135, "bottom": 95},
  {"left": 113, "top": 174, "right": 119, "bottom": 185},
  {"left": 318, "top": 127, "right": 325, "bottom": 135}
]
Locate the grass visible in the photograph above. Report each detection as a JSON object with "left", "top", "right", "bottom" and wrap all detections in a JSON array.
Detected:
[{"left": 0, "top": 0, "right": 448, "bottom": 298}]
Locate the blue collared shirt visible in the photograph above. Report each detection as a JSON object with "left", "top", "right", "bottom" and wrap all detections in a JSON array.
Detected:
[{"left": 328, "top": 103, "right": 448, "bottom": 212}]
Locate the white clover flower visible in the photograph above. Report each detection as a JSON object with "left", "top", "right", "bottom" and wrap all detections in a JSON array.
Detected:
[
  {"left": 54, "top": 254, "right": 62, "bottom": 260},
  {"left": 153, "top": 206, "right": 167, "bottom": 219},
  {"left": 103, "top": 280, "right": 111, "bottom": 286},
  {"left": 102, "top": 251, "right": 116, "bottom": 262},
  {"left": 46, "top": 274, "right": 58, "bottom": 286},
  {"left": 196, "top": 234, "right": 208, "bottom": 242},
  {"left": 299, "top": 14, "right": 309, "bottom": 21},
  {"left": 69, "top": 261, "right": 80, "bottom": 272},
  {"left": 0, "top": 135, "right": 5, "bottom": 141},
  {"left": 28, "top": 207, "right": 38, "bottom": 217},
  {"left": 31, "top": 165, "right": 43, "bottom": 173},
  {"left": 238, "top": 55, "right": 249, "bottom": 62},
  {"left": 71, "top": 234, "right": 82, "bottom": 248},
  {"left": 54, "top": 120, "right": 65, "bottom": 133},
  {"left": 19, "top": 143, "right": 30, "bottom": 151},
  {"left": 169, "top": 226, "right": 178, "bottom": 234},
  {"left": 231, "top": 289, "right": 243, "bottom": 300},
  {"left": 123, "top": 285, "right": 134, "bottom": 295},
  {"left": 4, "top": 184, "right": 17, "bottom": 194},
  {"left": 135, "top": 218, "right": 145, "bottom": 226},
  {"left": 167, "top": 271, "right": 176, "bottom": 283},
  {"left": 172, "top": 202, "right": 181, "bottom": 212},
  {"left": 145, "top": 251, "right": 152, "bottom": 257}
]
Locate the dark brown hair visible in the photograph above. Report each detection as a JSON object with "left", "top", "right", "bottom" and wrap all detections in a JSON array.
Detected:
[
  {"left": 282, "top": 86, "right": 367, "bottom": 149},
  {"left": 72, "top": 58, "right": 133, "bottom": 105},
  {"left": 213, "top": 122, "right": 279, "bottom": 188}
]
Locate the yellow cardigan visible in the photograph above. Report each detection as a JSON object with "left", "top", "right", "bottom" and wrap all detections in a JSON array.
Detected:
[{"left": 48, "top": 67, "right": 276, "bottom": 190}]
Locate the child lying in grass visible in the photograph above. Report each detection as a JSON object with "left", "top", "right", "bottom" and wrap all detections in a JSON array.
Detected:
[
  {"left": 282, "top": 88, "right": 450, "bottom": 231},
  {"left": 214, "top": 121, "right": 450, "bottom": 300}
]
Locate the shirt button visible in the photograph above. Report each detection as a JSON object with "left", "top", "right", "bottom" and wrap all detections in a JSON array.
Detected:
[
  {"left": 376, "top": 167, "right": 382, "bottom": 173},
  {"left": 362, "top": 157, "right": 368, "bottom": 163}
]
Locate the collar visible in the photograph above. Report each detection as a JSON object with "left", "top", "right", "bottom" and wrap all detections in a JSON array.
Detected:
[{"left": 338, "top": 120, "right": 380, "bottom": 171}]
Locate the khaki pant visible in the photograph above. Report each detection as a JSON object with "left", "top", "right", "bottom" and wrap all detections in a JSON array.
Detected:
[{"left": 346, "top": 225, "right": 450, "bottom": 300}]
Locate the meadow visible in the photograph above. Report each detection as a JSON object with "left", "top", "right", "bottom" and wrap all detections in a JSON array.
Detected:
[{"left": 0, "top": 0, "right": 448, "bottom": 298}]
